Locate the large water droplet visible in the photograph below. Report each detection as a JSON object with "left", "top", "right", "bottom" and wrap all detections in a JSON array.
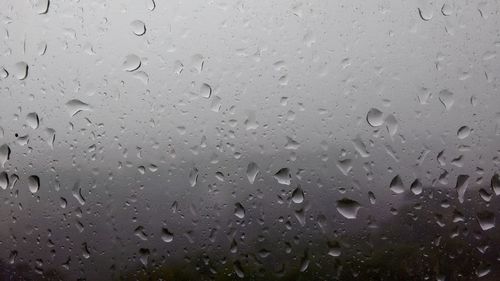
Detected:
[
  {"left": 246, "top": 162, "right": 259, "bottom": 184},
  {"left": 274, "top": 168, "right": 291, "bottom": 185},
  {"left": 34, "top": 0, "right": 49, "bottom": 14},
  {"left": 336, "top": 159, "right": 353, "bottom": 176},
  {"left": 66, "top": 99, "right": 91, "bottom": 117},
  {"left": 0, "top": 144, "right": 11, "bottom": 168},
  {"left": 418, "top": 7, "right": 433, "bottom": 21},
  {"left": 161, "top": 228, "right": 174, "bottom": 243},
  {"left": 336, "top": 198, "right": 361, "bottom": 219},
  {"left": 123, "top": 54, "right": 141, "bottom": 72},
  {"left": 0, "top": 172, "right": 8, "bottom": 190},
  {"left": 477, "top": 210, "right": 495, "bottom": 231},
  {"left": 139, "top": 248, "right": 150, "bottom": 266},
  {"left": 441, "top": 3, "right": 453, "bottom": 16},
  {"left": 188, "top": 167, "right": 198, "bottom": 187},
  {"left": 200, "top": 83, "right": 212, "bottom": 98},
  {"left": 438, "top": 89, "right": 454, "bottom": 110},
  {"left": 13, "top": 62, "right": 28, "bottom": 80},
  {"left": 410, "top": 179, "right": 423, "bottom": 195},
  {"left": 491, "top": 173, "right": 500, "bottom": 195},
  {"left": 457, "top": 126, "right": 471, "bottom": 139},
  {"left": 131, "top": 20, "right": 146, "bottom": 36},
  {"left": 146, "top": 0, "right": 156, "bottom": 11},
  {"left": 291, "top": 185, "right": 304, "bottom": 204},
  {"left": 366, "top": 108, "right": 384, "bottom": 127},
  {"left": 28, "top": 175, "right": 40, "bottom": 193},
  {"left": 389, "top": 175, "right": 404, "bottom": 194},
  {"left": 234, "top": 203, "right": 245, "bottom": 219},
  {"left": 455, "top": 174, "right": 470, "bottom": 203},
  {"left": 26, "top": 112, "right": 39, "bottom": 129}
]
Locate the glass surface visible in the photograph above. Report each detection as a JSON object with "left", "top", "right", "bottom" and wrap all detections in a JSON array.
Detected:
[{"left": 1, "top": 0, "right": 500, "bottom": 280}]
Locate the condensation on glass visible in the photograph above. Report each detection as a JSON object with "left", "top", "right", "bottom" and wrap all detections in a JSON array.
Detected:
[{"left": 1, "top": 0, "right": 500, "bottom": 280}]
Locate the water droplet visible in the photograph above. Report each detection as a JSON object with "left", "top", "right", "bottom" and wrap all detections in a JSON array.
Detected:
[
  {"left": 327, "top": 241, "right": 341, "bottom": 257},
  {"left": 0, "top": 67, "right": 8, "bottom": 79},
  {"left": 234, "top": 203, "right": 245, "bottom": 219},
  {"left": 0, "top": 144, "right": 11, "bottom": 168},
  {"left": 26, "top": 112, "right": 39, "bottom": 129},
  {"left": 477, "top": 210, "right": 495, "bottom": 231},
  {"left": 246, "top": 162, "right": 259, "bottom": 184},
  {"left": 188, "top": 167, "right": 198, "bottom": 187},
  {"left": 131, "top": 20, "right": 146, "bottom": 36},
  {"left": 66, "top": 99, "right": 91, "bottom": 117},
  {"left": 291, "top": 185, "right": 304, "bottom": 204},
  {"left": 274, "top": 168, "right": 291, "bottom": 185},
  {"left": 457, "top": 126, "right": 471, "bottom": 139},
  {"left": 336, "top": 198, "right": 361, "bottom": 219},
  {"left": 368, "top": 191, "right": 376, "bottom": 204},
  {"left": 285, "top": 136, "right": 300, "bottom": 150},
  {"left": 146, "top": 0, "right": 156, "bottom": 11},
  {"left": 438, "top": 89, "right": 454, "bottom": 110},
  {"left": 410, "top": 179, "right": 423, "bottom": 195},
  {"left": 161, "top": 228, "right": 174, "bottom": 243},
  {"left": 385, "top": 114, "right": 398, "bottom": 137},
  {"left": 200, "top": 83, "right": 212, "bottom": 98},
  {"left": 366, "top": 108, "right": 384, "bottom": 127},
  {"left": 139, "top": 248, "right": 150, "bottom": 266},
  {"left": 45, "top": 128, "right": 56, "bottom": 149},
  {"left": 491, "top": 173, "right": 500, "bottom": 195},
  {"left": 34, "top": 0, "right": 49, "bottom": 14},
  {"left": 13, "top": 62, "right": 28, "bottom": 80},
  {"left": 123, "top": 54, "right": 141, "bottom": 72},
  {"left": 233, "top": 261, "right": 245, "bottom": 278},
  {"left": 455, "top": 174, "right": 470, "bottom": 203},
  {"left": 389, "top": 175, "right": 404, "bottom": 194},
  {"left": 28, "top": 175, "right": 40, "bottom": 193},
  {"left": 0, "top": 172, "right": 8, "bottom": 190},
  {"left": 336, "top": 159, "right": 353, "bottom": 176},
  {"left": 418, "top": 7, "right": 433, "bottom": 21},
  {"left": 441, "top": 3, "right": 453, "bottom": 16},
  {"left": 351, "top": 136, "right": 369, "bottom": 158}
]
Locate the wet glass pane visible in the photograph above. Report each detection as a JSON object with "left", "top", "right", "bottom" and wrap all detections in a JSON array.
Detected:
[{"left": 1, "top": 0, "right": 500, "bottom": 280}]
